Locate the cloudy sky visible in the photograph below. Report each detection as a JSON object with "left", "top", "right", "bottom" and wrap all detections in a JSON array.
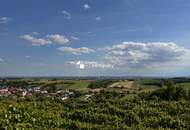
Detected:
[{"left": 0, "top": 0, "right": 190, "bottom": 76}]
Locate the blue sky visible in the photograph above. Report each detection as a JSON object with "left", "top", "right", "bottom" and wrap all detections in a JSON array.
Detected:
[{"left": 0, "top": 0, "right": 190, "bottom": 76}]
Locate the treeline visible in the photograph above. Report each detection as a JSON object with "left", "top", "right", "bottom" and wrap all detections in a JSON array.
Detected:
[
  {"left": 87, "top": 80, "right": 118, "bottom": 89},
  {"left": 0, "top": 80, "right": 29, "bottom": 89},
  {"left": 138, "top": 77, "right": 190, "bottom": 87}
]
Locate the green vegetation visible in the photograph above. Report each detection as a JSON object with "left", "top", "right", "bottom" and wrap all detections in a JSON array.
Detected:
[
  {"left": 40, "top": 80, "right": 91, "bottom": 91},
  {"left": 87, "top": 80, "right": 117, "bottom": 89},
  {"left": 0, "top": 78, "right": 190, "bottom": 129},
  {"left": 137, "top": 78, "right": 164, "bottom": 87}
]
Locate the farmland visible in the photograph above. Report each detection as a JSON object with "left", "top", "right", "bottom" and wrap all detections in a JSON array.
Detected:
[{"left": 0, "top": 77, "right": 190, "bottom": 129}]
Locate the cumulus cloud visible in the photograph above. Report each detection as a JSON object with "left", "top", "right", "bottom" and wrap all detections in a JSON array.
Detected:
[
  {"left": 66, "top": 61, "right": 114, "bottom": 69},
  {"left": 46, "top": 34, "right": 69, "bottom": 44},
  {"left": 83, "top": 4, "right": 90, "bottom": 9},
  {"left": 32, "top": 32, "right": 40, "bottom": 35},
  {"left": 19, "top": 34, "right": 52, "bottom": 46},
  {"left": 0, "top": 58, "right": 4, "bottom": 62},
  {"left": 0, "top": 17, "right": 12, "bottom": 24},
  {"left": 57, "top": 47, "right": 95, "bottom": 55},
  {"left": 99, "top": 41, "right": 190, "bottom": 69},
  {"left": 19, "top": 34, "right": 69, "bottom": 46},
  {"left": 25, "top": 56, "right": 30, "bottom": 58},
  {"left": 61, "top": 10, "right": 71, "bottom": 20},
  {"left": 70, "top": 36, "right": 79, "bottom": 40},
  {"left": 94, "top": 16, "right": 101, "bottom": 21},
  {"left": 64, "top": 42, "right": 190, "bottom": 71}
]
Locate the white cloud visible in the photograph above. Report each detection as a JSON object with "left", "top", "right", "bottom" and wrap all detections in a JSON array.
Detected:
[
  {"left": 20, "top": 34, "right": 69, "bottom": 46},
  {"left": 19, "top": 34, "right": 52, "bottom": 46},
  {"left": 83, "top": 4, "right": 90, "bottom": 9},
  {"left": 94, "top": 16, "right": 101, "bottom": 21},
  {"left": 46, "top": 34, "right": 69, "bottom": 44},
  {"left": 0, "top": 58, "right": 4, "bottom": 62},
  {"left": 61, "top": 10, "right": 71, "bottom": 20},
  {"left": 57, "top": 47, "right": 95, "bottom": 55},
  {"left": 32, "top": 32, "right": 40, "bottom": 35},
  {"left": 0, "top": 17, "right": 12, "bottom": 24},
  {"left": 66, "top": 61, "right": 114, "bottom": 69},
  {"left": 71, "top": 36, "right": 79, "bottom": 40},
  {"left": 100, "top": 41, "right": 190, "bottom": 69},
  {"left": 25, "top": 56, "right": 30, "bottom": 58}
]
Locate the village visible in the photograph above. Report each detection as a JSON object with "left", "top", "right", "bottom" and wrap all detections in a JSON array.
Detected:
[
  {"left": 0, "top": 86, "right": 79, "bottom": 101},
  {"left": 0, "top": 79, "right": 136, "bottom": 102},
  {"left": 0, "top": 79, "right": 97, "bottom": 101}
]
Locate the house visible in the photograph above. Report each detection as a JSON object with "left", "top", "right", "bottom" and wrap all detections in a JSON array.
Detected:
[
  {"left": 8, "top": 87, "right": 28, "bottom": 97},
  {"left": 8, "top": 87, "right": 18, "bottom": 94},
  {"left": 61, "top": 96, "right": 69, "bottom": 101},
  {"left": 0, "top": 88, "right": 10, "bottom": 96},
  {"left": 40, "top": 90, "right": 48, "bottom": 94},
  {"left": 26, "top": 92, "right": 33, "bottom": 96},
  {"left": 33, "top": 87, "right": 41, "bottom": 92},
  {"left": 84, "top": 94, "right": 93, "bottom": 100},
  {"left": 22, "top": 91, "right": 27, "bottom": 97},
  {"left": 48, "top": 93, "right": 57, "bottom": 96},
  {"left": 65, "top": 89, "right": 74, "bottom": 95}
]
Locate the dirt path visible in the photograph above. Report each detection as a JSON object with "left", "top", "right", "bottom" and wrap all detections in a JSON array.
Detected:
[{"left": 108, "top": 81, "right": 135, "bottom": 89}]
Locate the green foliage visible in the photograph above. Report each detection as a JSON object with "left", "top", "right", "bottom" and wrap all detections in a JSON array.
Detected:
[
  {"left": 88, "top": 80, "right": 117, "bottom": 89},
  {"left": 0, "top": 105, "right": 35, "bottom": 129},
  {"left": 137, "top": 78, "right": 164, "bottom": 87},
  {"left": 0, "top": 88, "right": 189, "bottom": 130},
  {"left": 162, "top": 79, "right": 175, "bottom": 88},
  {"left": 0, "top": 78, "right": 190, "bottom": 129},
  {"left": 0, "top": 80, "right": 29, "bottom": 89},
  {"left": 46, "top": 84, "right": 57, "bottom": 93},
  {"left": 149, "top": 85, "right": 189, "bottom": 101}
]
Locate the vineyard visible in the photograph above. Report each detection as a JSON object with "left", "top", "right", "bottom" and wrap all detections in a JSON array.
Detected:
[{"left": 0, "top": 79, "right": 189, "bottom": 129}]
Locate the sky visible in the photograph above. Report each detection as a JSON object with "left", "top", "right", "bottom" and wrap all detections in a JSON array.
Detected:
[{"left": 0, "top": 0, "right": 190, "bottom": 77}]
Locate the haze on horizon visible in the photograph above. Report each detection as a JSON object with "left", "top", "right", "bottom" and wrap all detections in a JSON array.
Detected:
[{"left": 0, "top": 0, "right": 190, "bottom": 77}]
